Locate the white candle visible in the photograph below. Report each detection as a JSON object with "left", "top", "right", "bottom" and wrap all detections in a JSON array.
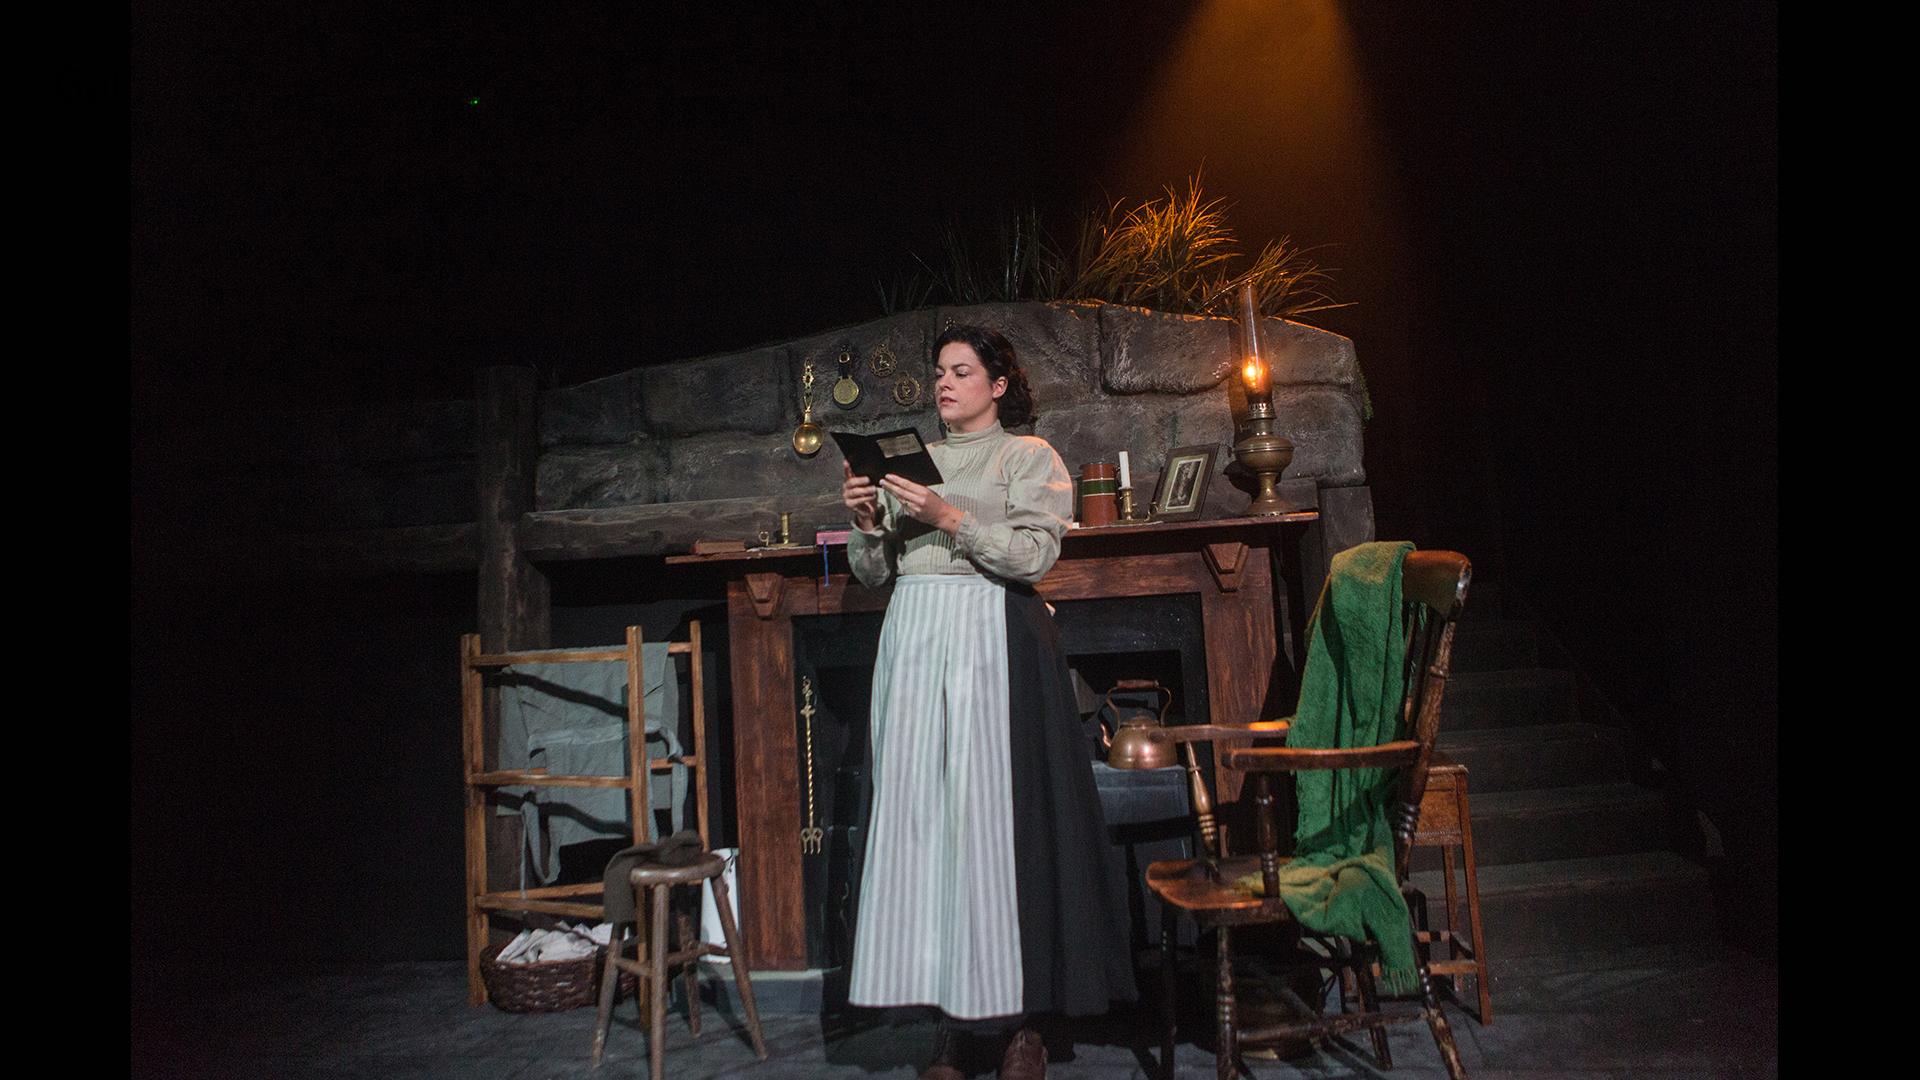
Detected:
[{"left": 1118, "top": 450, "right": 1131, "bottom": 491}]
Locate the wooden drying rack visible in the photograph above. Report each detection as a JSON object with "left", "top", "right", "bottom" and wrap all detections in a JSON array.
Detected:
[{"left": 460, "top": 623, "right": 710, "bottom": 1005}]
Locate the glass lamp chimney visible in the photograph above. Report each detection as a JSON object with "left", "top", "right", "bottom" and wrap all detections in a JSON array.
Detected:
[{"left": 1237, "top": 281, "right": 1270, "bottom": 404}]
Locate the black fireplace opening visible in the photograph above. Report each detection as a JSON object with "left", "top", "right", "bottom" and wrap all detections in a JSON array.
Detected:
[{"left": 791, "top": 610, "right": 886, "bottom": 969}]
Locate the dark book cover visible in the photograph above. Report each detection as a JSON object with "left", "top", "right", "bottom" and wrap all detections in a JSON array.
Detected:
[{"left": 831, "top": 427, "right": 944, "bottom": 487}]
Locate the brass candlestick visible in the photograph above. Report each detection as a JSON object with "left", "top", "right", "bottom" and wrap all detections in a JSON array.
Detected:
[
  {"left": 757, "top": 511, "right": 800, "bottom": 549},
  {"left": 1117, "top": 487, "right": 1148, "bottom": 523}
]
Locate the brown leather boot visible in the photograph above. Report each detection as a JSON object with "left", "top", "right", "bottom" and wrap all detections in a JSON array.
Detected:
[
  {"left": 997, "top": 1027, "right": 1046, "bottom": 1080},
  {"left": 919, "top": 1023, "right": 966, "bottom": 1080}
]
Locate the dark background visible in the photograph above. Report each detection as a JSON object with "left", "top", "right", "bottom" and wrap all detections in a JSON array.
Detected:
[{"left": 133, "top": 3, "right": 1776, "bottom": 958}]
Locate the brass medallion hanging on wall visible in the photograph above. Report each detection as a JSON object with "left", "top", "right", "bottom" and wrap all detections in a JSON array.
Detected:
[
  {"left": 869, "top": 342, "right": 897, "bottom": 378},
  {"left": 832, "top": 349, "right": 861, "bottom": 409},
  {"left": 892, "top": 375, "right": 922, "bottom": 407}
]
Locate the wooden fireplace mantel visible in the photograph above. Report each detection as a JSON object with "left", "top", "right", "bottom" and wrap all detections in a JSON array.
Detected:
[{"left": 664, "top": 512, "right": 1318, "bottom": 970}]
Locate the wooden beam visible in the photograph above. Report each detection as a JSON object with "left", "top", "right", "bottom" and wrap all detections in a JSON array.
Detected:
[
  {"left": 462, "top": 632, "right": 488, "bottom": 1004},
  {"left": 469, "top": 769, "right": 685, "bottom": 788},
  {"left": 519, "top": 492, "right": 847, "bottom": 562},
  {"left": 175, "top": 522, "right": 480, "bottom": 580},
  {"left": 476, "top": 366, "right": 550, "bottom": 652},
  {"left": 475, "top": 366, "right": 550, "bottom": 933},
  {"left": 473, "top": 896, "right": 604, "bottom": 918},
  {"left": 282, "top": 523, "right": 479, "bottom": 576},
  {"left": 726, "top": 572, "right": 815, "bottom": 969},
  {"left": 470, "top": 648, "right": 629, "bottom": 666},
  {"left": 488, "top": 883, "right": 604, "bottom": 899},
  {"left": 246, "top": 502, "right": 1319, "bottom": 578}
]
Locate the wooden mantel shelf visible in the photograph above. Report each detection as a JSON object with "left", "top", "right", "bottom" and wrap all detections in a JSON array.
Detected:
[
  {"left": 521, "top": 492, "right": 848, "bottom": 562},
  {"left": 664, "top": 511, "right": 1322, "bottom": 567}
]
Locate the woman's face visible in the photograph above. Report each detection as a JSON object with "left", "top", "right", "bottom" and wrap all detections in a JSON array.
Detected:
[{"left": 934, "top": 342, "right": 1007, "bottom": 433}]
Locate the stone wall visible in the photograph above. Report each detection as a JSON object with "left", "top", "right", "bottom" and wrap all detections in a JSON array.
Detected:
[{"left": 261, "top": 301, "right": 1366, "bottom": 541}]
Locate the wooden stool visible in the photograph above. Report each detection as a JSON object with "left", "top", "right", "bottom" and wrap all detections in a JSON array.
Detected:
[
  {"left": 1412, "top": 755, "right": 1492, "bottom": 1024},
  {"left": 590, "top": 852, "right": 769, "bottom": 1076}
]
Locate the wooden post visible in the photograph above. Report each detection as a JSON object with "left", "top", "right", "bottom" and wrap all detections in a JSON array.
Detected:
[
  {"left": 461, "top": 633, "right": 489, "bottom": 1004},
  {"left": 1302, "top": 484, "right": 1375, "bottom": 612},
  {"left": 474, "top": 365, "right": 551, "bottom": 949},
  {"left": 476, "top": 365, "right": 550, "bottom": 653},
  {"left": 1200, "top": 543, "right": 1276, "bottom": 807},
  {"left": 725, "top": 571, "right": 813, "bottom": 970}
]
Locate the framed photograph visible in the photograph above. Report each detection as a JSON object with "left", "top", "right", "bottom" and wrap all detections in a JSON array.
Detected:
[{"left": 1149, "top": 444, "right": 1217, "bottom": 522}]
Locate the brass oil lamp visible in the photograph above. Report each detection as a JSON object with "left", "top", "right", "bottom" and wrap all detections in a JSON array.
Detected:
[{"left": 1230, "top": 282, "right": 1295, "bottom": 516}]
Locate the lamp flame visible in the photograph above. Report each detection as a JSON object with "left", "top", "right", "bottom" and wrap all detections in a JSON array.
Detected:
[{"left": 1241, "top": 355, "right": 1269, "bottom": 398}]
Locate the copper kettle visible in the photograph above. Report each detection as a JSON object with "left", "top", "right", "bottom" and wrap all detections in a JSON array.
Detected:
[
  {"left": 1102, "top": 679, "right": 1176, "bottom": 769},
  {"left": 1102, "top": 678, "right": 1227, "bottom": 859}
]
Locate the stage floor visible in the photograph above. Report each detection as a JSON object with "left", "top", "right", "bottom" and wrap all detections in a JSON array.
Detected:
[{"left": 133, "top": 942, "right": 1776, "bottom": 1078}]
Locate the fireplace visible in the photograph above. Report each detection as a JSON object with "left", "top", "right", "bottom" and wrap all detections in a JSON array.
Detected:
[{"left": 672, "top": 514, "right": 1317, "bottom": 969}]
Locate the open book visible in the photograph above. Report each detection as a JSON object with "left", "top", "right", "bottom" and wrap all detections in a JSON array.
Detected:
[{"left": 831, "top": 427, "right": 944, "bottom": 487}]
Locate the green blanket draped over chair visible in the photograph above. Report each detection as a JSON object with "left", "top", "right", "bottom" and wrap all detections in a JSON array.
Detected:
[{"left": 1238, "top": 540, "right": 1423, "bottom": 995}]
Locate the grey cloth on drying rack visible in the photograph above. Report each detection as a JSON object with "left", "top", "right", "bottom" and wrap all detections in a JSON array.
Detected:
[{"left": 495, "top": 642, "right": 688, "bottom": 887}]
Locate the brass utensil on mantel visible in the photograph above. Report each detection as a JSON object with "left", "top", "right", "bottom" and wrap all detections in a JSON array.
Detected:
[
  {"left": 757, "top": 511, "right": 803, "bottom": 550},
  {"left": 792, "top": 362, "right": 824, "bottom": 457}
]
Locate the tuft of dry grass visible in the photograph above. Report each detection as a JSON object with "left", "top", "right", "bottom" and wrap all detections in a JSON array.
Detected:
[
  {"left": 900, "top": 174, "right": 1349, "bottom": 324},
  {"left": 1062, "top": 175, "right": 1350, "bottom": 322}
]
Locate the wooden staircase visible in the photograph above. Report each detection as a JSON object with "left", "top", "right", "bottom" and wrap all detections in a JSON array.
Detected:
[{"left": 1410, "top": 579, "right": 1718, "bottom": 958}]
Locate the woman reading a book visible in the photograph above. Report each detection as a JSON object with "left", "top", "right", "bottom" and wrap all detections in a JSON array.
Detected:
[{"left": 839, "top": 324, "right": 1135, "bottom": 1080}]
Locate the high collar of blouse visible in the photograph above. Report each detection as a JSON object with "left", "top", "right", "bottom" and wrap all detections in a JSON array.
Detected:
[{"left": 942, "top": 420, "right": 1006, "bottom": 447}]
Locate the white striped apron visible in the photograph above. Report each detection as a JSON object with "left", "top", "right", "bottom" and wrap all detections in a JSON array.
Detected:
[{"left": 847, "top": 574, "right": 1024, "bottom": 1018}]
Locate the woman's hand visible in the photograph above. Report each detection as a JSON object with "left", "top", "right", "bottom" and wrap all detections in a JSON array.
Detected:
[
  {"left": 843, "top": 461, "right": 881, "bottom": 532},
  {"left": 881, "top": 474, "right": 965, "bottom": 535}
]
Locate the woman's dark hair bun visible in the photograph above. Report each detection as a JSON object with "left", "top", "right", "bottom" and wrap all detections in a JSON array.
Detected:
[{"left": 933, "top": 324, "right": 1036, "bottom": 428}]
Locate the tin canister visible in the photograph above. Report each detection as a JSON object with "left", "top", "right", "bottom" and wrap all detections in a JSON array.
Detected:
[{"left": 1078, "top": 462, "right": 1118, "bottom": 527}]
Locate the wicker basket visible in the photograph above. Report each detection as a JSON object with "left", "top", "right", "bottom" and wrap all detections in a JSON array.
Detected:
[{"left": 480, "top": 946, "right": 637, "bottom": 1013}]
